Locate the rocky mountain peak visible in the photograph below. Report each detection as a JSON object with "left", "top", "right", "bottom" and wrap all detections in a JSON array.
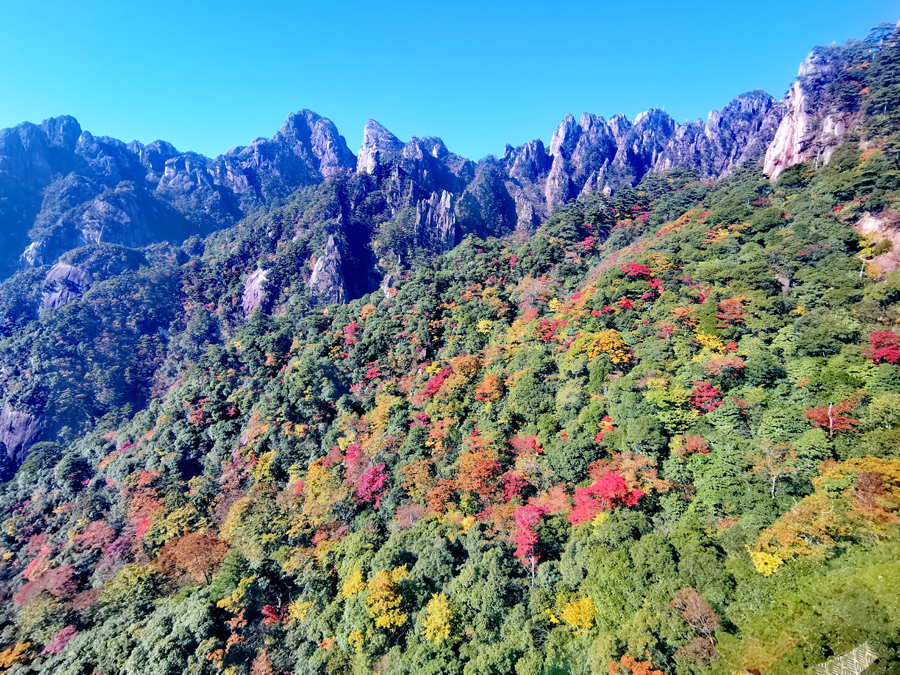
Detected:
[{"left": 357, "top": 120, "right": 403, "bottom": 174}]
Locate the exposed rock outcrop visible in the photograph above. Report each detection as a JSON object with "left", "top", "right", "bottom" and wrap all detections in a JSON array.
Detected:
[
  {"left": 0, "top": 404, "right": 39, "bottom": 464},
  {"left": 242, "top": 269, "right": 269, "bottom": 318},
  {"left": 0, "top": 110, "right": 356, "bottom": 277},
  {"left": 415, "top": 190, "right": 457, "bottom": 251},
  {"left": 854, "top": 209, "right": 900, "bottom": 274},
  {"left": 309, "top": 234, "right": 346, "bottom": 305},
  {"left": 40, "top": 262, "right": 93, "bottom": 313},
  {"left": 357, "top": 121, "right": 404, "bottom": 175},
  {"left": 764, "top": 49, "right": 862, "bottom": 180},
  {"left": 657, "top": 91, "right": 785, "bottom": 179}
]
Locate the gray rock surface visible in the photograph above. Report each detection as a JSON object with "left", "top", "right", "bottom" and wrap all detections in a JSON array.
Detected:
[
  {"left": 309, "top": 234, "right": 346, "bottom": 305},
  {"left": 0, "top": 404, "right": 39, "bottom": 464},
  {"left": 40, "top": 262, "right": 93, "bottom": 313},
  {"left": 242, "top": 269, "right": 269, "bottom": 318}
]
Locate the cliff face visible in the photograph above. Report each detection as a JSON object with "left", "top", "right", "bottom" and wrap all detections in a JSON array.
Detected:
[
  {"left": 0, "top": 110, "right": 356, "bottom": 277},
  {"left": 764, "top": 49, "right": 864, "bottom": 180},
  {"left": 3, "top": 24, "right": 891, "bottom": 311}
]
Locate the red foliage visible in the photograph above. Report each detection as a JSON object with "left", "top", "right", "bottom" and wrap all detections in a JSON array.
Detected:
[
  {"left": 609, "top": 655, "right": 666, "bottom": 675},
  {"left": 502, "top": 471, "right": 527, "bottom": 502},
  {"left": 715, "top": 296, "right": 746, "bottom": 327},
  {"left": 536, "top": 318, "right": 566, "bottom": 342},
  {"left": 676, "top": 434, "right": 710, "bottom": 458},
  {"left": 421, "top": 367, "right": 452, "bottom": 398},
  {"left": 426, "top": 478, "right": 456, "bottom": 514},
  {"left": 15, "top": 564, "right": 78, "bottom": 605},
  {"left": 703, "top": 355, "right": 745, "bottom": 378},
  {"left": 74, "top": 521, "right": 116, "bottom": 552},
  {"left": 617, "top": 297, "right": 635, "bottom": 310},
  {"left": 261, "top": 604, "right": 289, "bottom": 625},
  {"left": 568, "top": 473, "right": 643, "bottom": 526},
  {"left": 356, "top": 463, "right": 388, "bottom": 507},
  {"left": 155, "top": 531, "right": 229, "bottom": 584},
  {"left": 343, "top": 443, "right": 369, "bottom": 487},
  {"left": 395, "top": 503, "right": 426, "bottom": 530},
  {"left": 803, "top": 399, "right": 859, "bottom": 438},
  {"left": 691, "top": 381, "right": 724, "bottom": 413},
  {"left": 863, "top": 331, "right": 900, "bottom": 364},
  {"left": 510, "top": 434, "right": 543, "bottom": 457},
  {"left": 343, "top": 322, "right": 361, "bottom": 346},
  {"left": 594, "top": 416, "right": 614, "bottom": 443},
  {"left": 513, "top": 504, "right": 546, "bottom": 562},
  {"left": 621, "top": 262, "right": 651, "bottom": 278},
  {"left": 41, "top": 625, "right": 79, "bottom": 655}
]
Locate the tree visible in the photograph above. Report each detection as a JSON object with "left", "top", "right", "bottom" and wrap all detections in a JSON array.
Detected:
[
  {"left": 667, "top": 587, "right": 721, "bottom": 664},
  {"left": 366, "top": 567, "right": 408, "bottom": 630},
  {"left": 568, "top": 473, "right": 643, "bottom": 526},
  {"left": 803, "top": 398, "right": 859, "bottom": 438},
  {"left": 690, "top": 381, "right": 724, "bottom": 413},
  {"left": 863, "top": 331, "right": 900, "bottom": 364},
  {"left": 422, "top": 592, "right": 452, "bottom": 643},
  {"left": 560, "top": 596, "right": 596, "bottom": 634},
  {"left": 609, "top": 655, "right": 666, "bottom": 675},
  {"left": 513, "top": 504, "right": 546, "bottom": 583},
  {"left": 356, "top": 462, "right": 388, "bottom": 507},
  {"left": 750, "top": 441, "right": 798, "bottom": 497},
  {"left": 155, "top": 531, "right": 229, "bottom": 585}
]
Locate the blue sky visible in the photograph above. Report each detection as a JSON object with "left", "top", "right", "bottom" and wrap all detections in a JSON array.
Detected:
[{"left": 0, "top": 1, "right": 896, "bottom": 161}]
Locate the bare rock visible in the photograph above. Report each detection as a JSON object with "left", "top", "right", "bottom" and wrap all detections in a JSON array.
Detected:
[
  {"left": 357, "top": 120, "right": 404, "bottom": 175},
  {"left": 854, "top": 209, "right": 900, "bottom": 274},
  {"left": 242, "top": 268, "right": 269, "bottom": 318},
  {"left": 764, "top": 50, "right": 862, "bottom": 181},
  {"left": 415, "top": 190, "right": 457, "bottom": 250},
  {"left": 40, "top": 262, "right": 93, "bottom": 313},
  {"left": 0, "top": 404, "right": 39, "bottom": 464},
  {"left": 309, "top": 234, "right": 346, "bottom": 305}
]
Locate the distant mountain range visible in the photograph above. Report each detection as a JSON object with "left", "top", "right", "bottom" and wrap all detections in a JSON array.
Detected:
[{"left": 0, "top": 34, "right": 872, "bottom": 283}]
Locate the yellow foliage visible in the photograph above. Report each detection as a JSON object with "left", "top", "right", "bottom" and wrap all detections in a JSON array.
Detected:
[
  {"left": 459, "top": 516, "right": 476, "bottom": 533},
  {"left": 289, "top": 599, "right": 313, "bottom": 621},
  {"left": 366, "top": 566, "right": 408, "bottom": 630},
  {"left": 342, "top": 567, "right": 366, "bottom": 599},
  {"left": 584, "top": 329, "right": 631, "bottom": 364},
  {"left": 220, "top": 496, "right": 254, "bottom": 541},
  {"left": 695, "top": 331, "right": 725, "bottom": 353},
  {"left": 0, "top": 642, "right": 32, "bottom": 668},
  {"left": 548, "top": 298, "right": 562, "bottom": 312},
  {"left": 746, "top": 548, "right": 783, "bottom": 576},
  {"left": 561, "top": 597, "right": 596, "bottom": 634},
  {"left": 348, "top": 629, "right": 364, "bottom": 653},
  {"left": 422, "top": 592, "right": 452, "bottom": 643},
  {"left": 216, "top": 575, "right": 255, "bottom": 613},
  {"left": 477, "top": 319, "right": 493, "bottom": 335}
]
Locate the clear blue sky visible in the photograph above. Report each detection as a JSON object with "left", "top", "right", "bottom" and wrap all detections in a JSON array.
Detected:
[{"left": 0, "top": 1, "right": 896, "bottom": 161}]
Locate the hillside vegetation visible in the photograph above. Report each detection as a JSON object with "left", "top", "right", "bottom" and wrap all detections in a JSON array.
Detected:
[{"left": 0, "top": 25, "right": 899, "bottom": 675}]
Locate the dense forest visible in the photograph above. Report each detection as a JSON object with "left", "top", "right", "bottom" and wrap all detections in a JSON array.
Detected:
[{"left": 0, "top": 24, "right": 899, "bottom": 675}]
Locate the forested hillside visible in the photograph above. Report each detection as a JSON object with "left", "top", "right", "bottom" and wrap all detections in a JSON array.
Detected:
[{"left": 0, "top": 23, "right": 899, "bottom": 675}]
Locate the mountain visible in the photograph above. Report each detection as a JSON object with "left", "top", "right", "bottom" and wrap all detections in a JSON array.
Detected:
[
  {"left": 0, "top": 20, "right": 898, "bottom": 675},
  {"left": 0, "top": 110, "right": 356, "bottom": 278},
  {"left": 0, "top": 89, "right": 789, "bottom": 284}
]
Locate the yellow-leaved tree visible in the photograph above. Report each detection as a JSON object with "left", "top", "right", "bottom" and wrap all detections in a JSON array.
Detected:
[
  {"left": 561, "top": 596, "right": 596, "bottom": 634},
  {"left": 366, "top": 566, "right": 408, "bottom": 629},
  {"left": 422, "top": 592, "right": 452, "bottom": 643}
]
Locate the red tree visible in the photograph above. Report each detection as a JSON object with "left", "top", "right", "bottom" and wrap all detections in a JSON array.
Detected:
[
  {"left": 803, "top": 399, "right": 859, "bottom": 439},
  {"left": 568, "top": 473, "right": 644, "bottom": 526},
  {"left": 863, "top": 331, "right": 900, "bottom": 364},
  {"left": 691, "top": 381, "right": 724, "bottom": 413},
  {"left": 513, "top": 504, "right": 547, "bottom": 583},
  {"left": 356, "top": 463, "right": 388, "bottom": 507}
]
